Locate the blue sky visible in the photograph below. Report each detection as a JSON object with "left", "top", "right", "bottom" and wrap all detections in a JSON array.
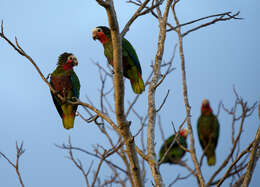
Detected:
[{"left": 0, "top": 0, "right": 259, "bottom": 186}]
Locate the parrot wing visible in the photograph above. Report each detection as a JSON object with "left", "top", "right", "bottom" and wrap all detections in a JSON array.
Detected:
[{"left": 122, "top": 38, "right": 142, "bottom": 75}]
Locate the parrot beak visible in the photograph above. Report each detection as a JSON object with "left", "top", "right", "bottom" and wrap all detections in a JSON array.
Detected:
[
  {"left": 202, "top": 99, "right": 209, "bottom": 106},
  {"left": 73, "top": 59, "right": 78, "bottom": 66},
  {"left": 92, "top": 29, "right": 98, "bottom": 40}
]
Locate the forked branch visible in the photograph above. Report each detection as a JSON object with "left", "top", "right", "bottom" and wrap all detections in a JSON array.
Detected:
[{"left": 0, "top": 141, "right": 25, "bottom": 187}]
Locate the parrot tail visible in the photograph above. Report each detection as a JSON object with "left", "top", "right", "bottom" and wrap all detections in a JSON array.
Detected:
[
  {"left": 207, "top": 153, "right": 216, "bottom": 166},
  {"left": 130, "top": 73, "right": 145, "bottom": 94},
  {"left": 62, "top": 113, "right": 75, "bottom": 130}
]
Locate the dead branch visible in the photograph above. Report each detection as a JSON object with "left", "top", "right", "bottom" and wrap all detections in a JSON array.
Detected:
[
  {"left": 206, "top": 90, "right": 257, "bottom": 187},
  {"left": 210, "top": 163, "right": 248, "bottom": 186},
  {"left": 156, "top": 89, "right": 170, "bottom": 112},
  {"left": 0, "top": 141, "right": 25, "bottom": 187},
  {"left": 65, "top": 137, "right": 91, "bottom": 187},
  {"left": 94, "top": 61, "right": 113, "bottom": 78},
  {"left": 121, "top": 0, "right": 151, "bottom": 37},
  {"left": 166, "top": 11, "right": 242, "bottom": 32},
  {"left": 95, "top": 1, "right": 144, "bottom": 185},
  {"left": 216, "top": 142, "right": 253, "bottom": 187},
  {"left": 56, "top": 142, "right": 127, "bottom": 175},
  {"left": 181, "top": 11, "right": 242, "bottom": 37},
  {"left": 154, "top": 43, "right": 177, "bottom": 89},
  {"left": 146, "top": 0, "right": 174, "bottom": 186},
  {"left": 169, "top": 172, "right": 191, "bottom": 187},
  {"left": 241, "top": 126, "right": 260, "bottom": 187},
  {"left": 171, "top": 1, "right": 205, "bottom": 186}
]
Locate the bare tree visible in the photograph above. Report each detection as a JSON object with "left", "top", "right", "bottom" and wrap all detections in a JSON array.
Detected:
[{"left": 0, "top": 0, "right": 259, "bottom": 187}]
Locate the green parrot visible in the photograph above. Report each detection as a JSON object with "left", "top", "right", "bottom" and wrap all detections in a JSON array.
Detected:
[
  {"left": 159, "top": 128, "right": 188, "bottom": 164},
  {"left": 197, "top": 99, "right": 220, "bottom": 166},
  {"left": 50, "top": 52, "right": 80, "bottom": 130},
  {"left": 92, "top": 26, "right": 145, "bottom": 94}
]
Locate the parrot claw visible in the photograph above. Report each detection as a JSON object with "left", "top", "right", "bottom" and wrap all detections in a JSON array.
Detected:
[
  {"left": 46, "top": 73, "right": 51, "bottom": 80},
  {"left": 129, "top": 136, "right": 134, "bottom": 143},
  {"left": 71, "top": 97, "right": 78, "bottom": 102}
]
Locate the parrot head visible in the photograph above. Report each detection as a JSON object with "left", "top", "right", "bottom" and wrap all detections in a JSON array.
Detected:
[
  {"left": 201, "top": 99, "right": 212, "bottom": 115},
  {"left": 92, "top": 26, "right": 111, "bottom": 44},
  {"left": 58, "top": 52, "right": 78, "bottom": 70},
  {"left": 179, "top": 128, "right": 188, "bottom": 138}
]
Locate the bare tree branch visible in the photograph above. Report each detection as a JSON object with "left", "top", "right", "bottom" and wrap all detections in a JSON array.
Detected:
[
  {"left": 121, "top": 0, "right": 151, "bottom": 37},
  {"left": 146, "top": 0, "right": 174, "bottom": 186},
  {"left": 56, "top": 142, "right": 127, "bottom": 174},
  {"left": 207, "top": 90, "right": 257, "bottom": 187},
  {"left": 171, "top": 1, "right": 205, "bottom": 186},
  {"left": 96, "top": 0, "right": 110, "bottom": 8},
  {"left": 0, "top": 141, "right": 25, "bottom": 187},
  {"left": 182, "top": 11, "right": 242, "bottom": 37},
  {"left": 216, "top": 142, "right": 253, "bottom": 187},
  {"left": 95, "top": 0, "right": 144, "bottom": 186},
  {"left": 241, "top": 126, "right": 260, "bottom": 187},
  {"left": 156, "top": 89, "right": 170, "bottom": 112},
  {"left": 166, "top": 11, "right": 242, "bottom": 32}
]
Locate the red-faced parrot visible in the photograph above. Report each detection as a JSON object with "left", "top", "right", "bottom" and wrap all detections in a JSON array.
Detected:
[
  {"left": 197, "top": 99, "right": 220, "bottom": 166},
  {"left": 159, "top": 128, "right": 188, "bottom": 164},
  {"left": 50, "top": 52, "right": 80, "bottom": 130},
  {"left": 92, "top": 26, "right": 144, "bottom": 94}
]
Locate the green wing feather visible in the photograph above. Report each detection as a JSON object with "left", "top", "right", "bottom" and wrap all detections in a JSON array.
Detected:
[
  {"left": 122, "top": 38, "right": 142, "bottom": 74},
  {"left": 102, "top": 36, "right": 144, "bottom": 94},
  {"left": 197, "top": 114, "right": 219, "bottom": 165},
  {"left": 71, "top": 71, "right": 80, "bottom": 100}
]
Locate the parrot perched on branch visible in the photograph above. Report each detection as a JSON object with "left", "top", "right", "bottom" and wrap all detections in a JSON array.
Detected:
[
  {"left": 159, "top": 128, "right": 188, "bottom": 164},
  {"left": 197, "top": 99, "right": 220, "bottom": 166},
  {"left": 92, "top": 26, "right": 144, "bottom": 94},
  {"left": 50, "top": 52, "right": 80, "bottom": 130}
]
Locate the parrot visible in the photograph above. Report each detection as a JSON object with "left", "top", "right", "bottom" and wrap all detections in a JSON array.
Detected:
[
  {"left": 159, "top": 128, "right": 188, "bottom": 164},
  {"left": 92, "top": 26, "right": 145, "bottom": 94},
  {"left": 197, "top": 99, "right": 220, "bottom": 166},
  {"left": 50, "top": 52, "right": 80, "bottom": 130}
]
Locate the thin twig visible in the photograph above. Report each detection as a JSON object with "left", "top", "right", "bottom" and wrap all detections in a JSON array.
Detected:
[
  {"left": 241, "top": 126, "right": 260, "bottom": 187},
  {"left": 156, "top": 89, "right": 170, "bottom": 112},
  {"left": 172, "top": 2, "right": 205, "bottom": 186},
  {"left": 0, "top": 141, "right": 25, "bottom": 187},
  {"left": 182, "top": 11, "right": 242, "bottom": 37},
  {"left": 207, "top": 90, "right": 257, "bottom": 187},
  {"left": 56, "top": 142, "right": 127, "bottom": 174}
]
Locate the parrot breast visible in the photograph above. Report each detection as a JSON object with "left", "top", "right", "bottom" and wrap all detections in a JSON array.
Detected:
[{"left": 51, "top": 75, "right": 72, "bottom": 96}]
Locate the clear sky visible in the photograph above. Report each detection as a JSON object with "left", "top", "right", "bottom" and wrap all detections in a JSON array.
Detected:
[{"left": 0, "top": 0, "right": 259, "bottom": 186}]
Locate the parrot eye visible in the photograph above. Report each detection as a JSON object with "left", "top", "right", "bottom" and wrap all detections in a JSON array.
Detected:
[
  {"left": 97, "top": 28, "right": 102, "bottom": 32},
  {"left": 68, "top": 55, "right": 75, "bottom": 61}
]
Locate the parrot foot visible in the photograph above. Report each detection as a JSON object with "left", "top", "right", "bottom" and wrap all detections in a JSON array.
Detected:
[
  {"left": 129, "top": 136, "right": 134, "bottom": 143},
  {"left": 71, "top": 97, "right": 78, "bottom": 102},
  {"left": 127, "top": 121, "right": 131, "bottom": 126},
  {"left": 45, "top": 73, "right": 51, "bottom": 80}
]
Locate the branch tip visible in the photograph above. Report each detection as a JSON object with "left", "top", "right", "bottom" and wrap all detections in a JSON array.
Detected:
[{"left": 1, "top": 20, "right": 3, "bottom": 34}]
